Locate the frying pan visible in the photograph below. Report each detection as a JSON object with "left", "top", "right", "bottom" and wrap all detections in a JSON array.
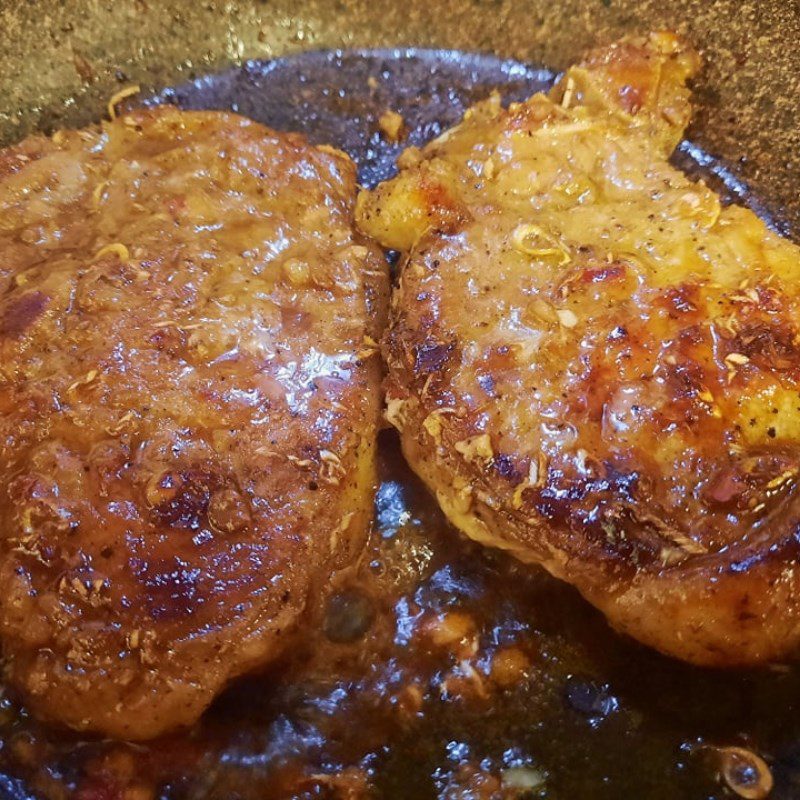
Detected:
[{"left": 1, "top": 1, "right": 800, "bottom": 798}]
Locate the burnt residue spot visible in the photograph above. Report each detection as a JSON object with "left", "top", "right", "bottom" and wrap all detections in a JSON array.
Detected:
[
  {"left": 323, "top": 589, "right": 375, "bottom": 643},
  {"left": 0, "top": 291, "right": 48, "bottom": 338},
  {"left": 414, "top": 340, "right": 454, "bottom": 375}
]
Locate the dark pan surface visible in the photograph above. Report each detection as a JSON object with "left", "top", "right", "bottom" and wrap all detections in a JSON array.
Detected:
[{"left": 1, "top": 47, "right": 800, "bottom": 799}]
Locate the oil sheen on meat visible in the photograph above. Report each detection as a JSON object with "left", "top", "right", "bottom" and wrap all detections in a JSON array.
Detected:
[
  {"left": 0, "top": 107, "right": 387, "bottom": 738},
  {"left": 357, "top": 32, "right": 800, "bottom": 667}
]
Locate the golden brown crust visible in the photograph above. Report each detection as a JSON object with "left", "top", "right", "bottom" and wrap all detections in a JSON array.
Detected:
[
  {"left": 359, "top": 33, "right": 800, "bottom": 667},
  {"left": 0, "top": 107, "right": 387, "bottom": 738}
]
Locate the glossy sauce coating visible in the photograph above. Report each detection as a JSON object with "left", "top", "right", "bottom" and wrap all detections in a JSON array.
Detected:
[
  {"left": 358, "top": 32, "right": 800, "bottom": 666},
  {"left": 0, "top": 107, "right": 387, "bottom": 738},
  {"left": 1, "top": 441, "right": 797, "bottom": 800}
]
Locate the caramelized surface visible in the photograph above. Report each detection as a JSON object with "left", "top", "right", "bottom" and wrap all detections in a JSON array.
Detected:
[
  {"left": 0, "top": 107, "right": 387, "bottom": 738},
  {"left": 358, "top": 33, "right": 800, "bottom": 666}
]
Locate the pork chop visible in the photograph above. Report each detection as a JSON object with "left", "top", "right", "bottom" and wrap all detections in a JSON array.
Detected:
[
  {"left": 357, "top": 32, "right": 800, "bottom": 667},
  {"left": 0, "top": 106, "right": 387, "bottom": 738}
]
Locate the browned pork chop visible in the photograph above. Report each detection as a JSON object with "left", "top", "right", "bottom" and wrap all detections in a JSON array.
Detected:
[
  {"left": 358, "top": 32, "right": 800, "bottom": 667},
  {"left": 0, "top": 106, "right": 387, "bottom": 738}
]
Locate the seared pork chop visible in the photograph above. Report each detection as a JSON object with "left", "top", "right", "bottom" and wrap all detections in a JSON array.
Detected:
[
  {"left": 0, "top": 107, "right": 387, "bottom": 738},
  {"left": 358, "top": 32, "right": 800, "bottom": 667}
]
